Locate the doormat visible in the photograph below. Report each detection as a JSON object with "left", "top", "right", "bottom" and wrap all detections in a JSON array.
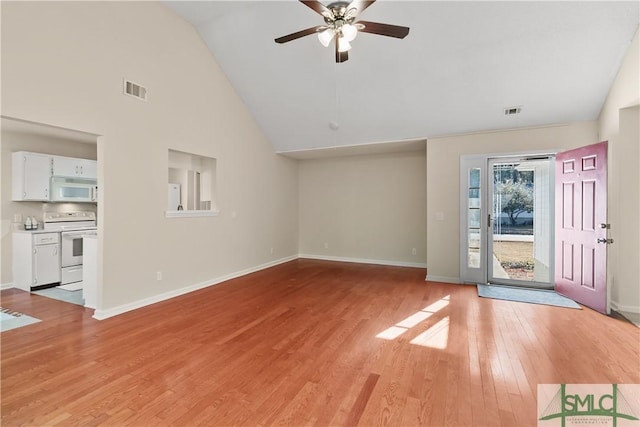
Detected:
[
  {"left": 1, "top": 307, "right": 41, "bottom": 332},
  {"left": 32, "top": 288, "right": 84, "bottom": 306},
  {"left": 477, "top": 284, "right": 581, "bottom": 309}
]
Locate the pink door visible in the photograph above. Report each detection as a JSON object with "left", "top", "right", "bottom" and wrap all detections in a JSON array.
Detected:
[{"left": 555, "top": 141, "right": 609, "bottom": 313}]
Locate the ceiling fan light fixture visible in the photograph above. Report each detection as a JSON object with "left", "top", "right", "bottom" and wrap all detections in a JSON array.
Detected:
[
  {"left": 337, "top": 36, "right": 351, "bottom": 52},
  {"left": 274, "top": 0, "right": 410, "bottom": 63},
  {"left": 318, "top": 28, "right": 335, "bottom": 47},
  {"left": 341, "top": 23, "right": 357, "bottom": 42}
]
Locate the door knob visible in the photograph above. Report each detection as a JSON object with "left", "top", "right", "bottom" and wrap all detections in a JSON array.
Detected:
[{"left": 597, "top": 238, "right": 614, "bottom": 244}]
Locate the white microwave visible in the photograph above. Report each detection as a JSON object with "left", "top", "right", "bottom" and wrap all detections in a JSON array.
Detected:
[{"left": 50, "top": 176, "right": 97, "bottom": 203}]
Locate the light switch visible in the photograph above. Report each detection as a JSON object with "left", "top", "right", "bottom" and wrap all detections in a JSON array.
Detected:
[{"left": 435, "top": 212, "right": 444, "bottom": 221}]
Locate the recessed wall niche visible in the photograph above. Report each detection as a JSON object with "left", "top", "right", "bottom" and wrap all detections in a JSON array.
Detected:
[{"left": 167, "top": 149, "right": 218, "bottom": 217}]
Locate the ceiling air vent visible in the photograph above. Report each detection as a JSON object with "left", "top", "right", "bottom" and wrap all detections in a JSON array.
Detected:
[
  {"left": 504, "top": 106, "right": 522, "bottom": 115},
  {"left": 124, "top": 79, "right": 147, "bottom": 101}
]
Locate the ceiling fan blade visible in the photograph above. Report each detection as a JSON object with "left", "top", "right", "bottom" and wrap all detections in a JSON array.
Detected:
[
  {"left": 275, "top": 26, "right": 323, "bottom": 44},
  {"left": 356, "top": 20, "right": 410, "bottom": 39},
  {"left": 299, "top": 0, "right": 330, "bottom": 16},
  {"left": 347, "top": 0, "right": 376, "bottom": 16},
  {"left": 335, "top": 40, "right": 349, "bottom": 63}
]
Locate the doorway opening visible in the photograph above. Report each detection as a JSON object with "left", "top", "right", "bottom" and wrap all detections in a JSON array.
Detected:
[{"left": 460, "top": 153, "right": 554, "bottom": 288}]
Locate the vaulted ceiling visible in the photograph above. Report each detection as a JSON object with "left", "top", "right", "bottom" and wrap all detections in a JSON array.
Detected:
[{"left": 164, "top": 1, "right": 639, "bottom": 156}]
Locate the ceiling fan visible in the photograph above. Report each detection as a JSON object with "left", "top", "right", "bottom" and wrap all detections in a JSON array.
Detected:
[{"left": 275, "top": 0, "right": 409, "bottom": 63}]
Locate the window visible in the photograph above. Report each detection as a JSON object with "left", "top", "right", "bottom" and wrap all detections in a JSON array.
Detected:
[{"left": 167, "top": 149, "right": 218, "bottom": 218}]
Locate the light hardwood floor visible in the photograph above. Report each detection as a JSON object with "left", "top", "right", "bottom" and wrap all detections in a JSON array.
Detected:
[{"left": 2, "top": 259, "right": 639, "bottom": 426}]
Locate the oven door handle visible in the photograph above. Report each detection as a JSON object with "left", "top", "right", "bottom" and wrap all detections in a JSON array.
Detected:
[{"left": 62, "top": 232, "right": 90, "bottom": 238}]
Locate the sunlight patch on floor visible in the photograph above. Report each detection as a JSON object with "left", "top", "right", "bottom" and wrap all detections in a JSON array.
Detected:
[
  {"left": 410, "top": 317, "right": 449, "bottom": 349},
  {"left": 376, "top": 295, "right": 450, "bottom": 346},
  {"left": 376, "top": 326, "right": 408, "bottom": 340}
]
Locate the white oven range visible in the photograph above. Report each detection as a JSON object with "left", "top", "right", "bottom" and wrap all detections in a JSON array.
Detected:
[{"left": 43, "top": 211, "right": 97, "bottom": 287}]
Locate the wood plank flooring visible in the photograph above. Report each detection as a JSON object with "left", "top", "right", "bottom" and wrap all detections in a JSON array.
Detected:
[{"left": 2, "top": 259, "right": 639, "bottom": 426}]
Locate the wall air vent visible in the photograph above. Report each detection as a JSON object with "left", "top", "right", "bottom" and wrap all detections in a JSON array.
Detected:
[
  {"left": 504, "top": 106, "right": 522, "bottom": 115},
  {"left": 124, "top": 79, "right": 147, "bottom": 101}
]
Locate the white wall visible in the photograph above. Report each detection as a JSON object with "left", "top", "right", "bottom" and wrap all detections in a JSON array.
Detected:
[
  {"left": 597, "top": 29, "right": 640, "bottom": 314},
  {"left": 426, "top": 122, "right": 598, "bottom": 283},
  {"left": 299, "top": 150, "right": 427, "bottom": 267},
  {"left": 1, "top": 2, "right": 299, "bottom": 314}
]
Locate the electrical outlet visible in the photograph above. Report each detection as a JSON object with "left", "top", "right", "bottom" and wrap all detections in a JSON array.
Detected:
[
  {"left": 156, "top": 271, "right": 162, "bottom": 281},
  {"left": 13, "top": 213, "right": 22, "bottom": 223},
  {"left": 324, "top": 242, "right": 329, "bottom": 249},
  {"left": 412, "top": 248, "right": 417, "bottom": 256},
  {"left": 270, "top": 247, "right": 274, "bottom": 255}
]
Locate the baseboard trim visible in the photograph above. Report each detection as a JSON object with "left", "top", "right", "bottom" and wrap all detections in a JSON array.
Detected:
[
  {"left": 298, "top": 254, "right": 427, "bottom": 269},
  {"left": 93, "top": 255, "right": 298, "bottom": 320},
  {"left": 1, "top": 282, "right": 15, "bottom": 290},
  {"left": 610, "top": 300, "right": 640, "bottom": 314},
  {"left": 425, "top": 274, "right": 462, "bottom": 284}
]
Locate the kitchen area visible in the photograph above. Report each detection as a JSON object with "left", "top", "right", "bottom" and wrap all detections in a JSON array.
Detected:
[{"left": 1, "top": 117, "right": 99, "bottom": 310}]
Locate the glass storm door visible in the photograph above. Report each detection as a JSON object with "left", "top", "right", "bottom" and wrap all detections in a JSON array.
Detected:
[
  {"left": 488, "top": 157, "right": 554, "bottom": 288},
  {"left": 460, "top": 154, "right": 554, "bottom": 287}
]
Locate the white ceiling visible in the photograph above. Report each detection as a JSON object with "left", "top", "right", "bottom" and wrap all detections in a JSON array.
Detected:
[{"left": 163, "top": 1, "right": 638, "bottom": 156}]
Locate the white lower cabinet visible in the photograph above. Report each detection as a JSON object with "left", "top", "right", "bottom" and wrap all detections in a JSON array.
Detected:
[
  {"left": 13, "top": 232, "right": 61, "bottom": 291},
  {"left": 34, "top": 244, "right": 61, "bottom": 286}
]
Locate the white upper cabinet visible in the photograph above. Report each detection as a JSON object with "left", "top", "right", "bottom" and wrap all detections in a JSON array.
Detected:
[
  {"left": 52, "top": 155, "right": 97, "bottom": 179},
  {"left": 81, "top": 159, "right": 97, "bottom": 179},
  {"left": 12, "top": 151, "right": 52, "bottom": 201}
]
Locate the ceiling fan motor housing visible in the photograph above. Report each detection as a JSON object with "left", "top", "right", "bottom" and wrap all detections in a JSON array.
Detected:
[{"left": 324, "top": 1, "right": 357, "bottom": 25}]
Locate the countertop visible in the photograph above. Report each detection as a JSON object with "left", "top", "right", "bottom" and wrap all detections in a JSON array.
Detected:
[{"left": 13, "top": 227, "right": 54, "bottom": 234}]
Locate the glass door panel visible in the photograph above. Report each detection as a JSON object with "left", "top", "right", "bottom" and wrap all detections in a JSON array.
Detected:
[
  {"left": 488, "top": 157, "right": 553, "bottom": 288},
  {"left": 460, "top": 156, "right": 487, "bottom": 284},
  {"left": 467, "top": 172, "right": 481, "bottom": 269}
]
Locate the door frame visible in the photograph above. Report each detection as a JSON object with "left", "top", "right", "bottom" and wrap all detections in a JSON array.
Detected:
[{"left": 460, "top": 150, "right": 557, "bottom": 285}]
